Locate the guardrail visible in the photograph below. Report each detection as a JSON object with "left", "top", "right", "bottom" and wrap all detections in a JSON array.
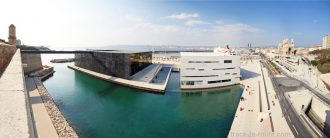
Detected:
[{"left": 259, "top": 81, "right": 262, "bottom": 112}]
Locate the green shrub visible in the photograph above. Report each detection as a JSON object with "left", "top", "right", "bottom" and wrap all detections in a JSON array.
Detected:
[
  {"left": 311, "top": 60, "right": 319, "bottom": 66},
  {"left": 318, "top": 63, "right": 330, "bottom": 74}
]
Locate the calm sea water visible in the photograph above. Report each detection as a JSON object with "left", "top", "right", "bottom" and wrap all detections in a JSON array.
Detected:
[
  {"left": 42, "top": 54, "right": 243, "bottom": 138},
  {"left": 49, "top": 45, "right": 215, "bottom": 52}
]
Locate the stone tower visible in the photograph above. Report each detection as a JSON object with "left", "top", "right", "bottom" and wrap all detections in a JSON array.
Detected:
[{"left": 8, "top": 24, "right": 16, "bottom": 46}]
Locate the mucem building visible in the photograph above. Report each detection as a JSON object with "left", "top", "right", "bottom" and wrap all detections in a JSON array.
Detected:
[{"left": 75, "top": 50, "right": 152, "bottom": 79}]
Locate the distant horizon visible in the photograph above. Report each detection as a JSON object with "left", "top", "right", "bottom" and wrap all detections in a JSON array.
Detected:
[
  {"left": 1, "top": 0, "right": 329, "bottom": 48},
  {"left": 23, "top": 44, "right": 304, "bottom": 51}
]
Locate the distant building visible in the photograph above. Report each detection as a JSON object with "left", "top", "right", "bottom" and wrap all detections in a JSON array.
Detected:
[
  {"left": 16, "top": 39, "right": 21, "bottom": 46},
  {"left": 323, "top": 34, "right": 330, "bottom": 49},
  {"left": 180, "top": 47, "right": 240, "bottom": 89},
  {"left": 295, "top": 47, "right": 309, "bottom": 55},
  {"left": 277, "top": 38, "right": 295, "bottom": 55},
  {"left": 8, "top": 24, "right": 16, "bottom": 46},
  {"left": 308, "top": 45, "right": 324, "bottom": 52}
]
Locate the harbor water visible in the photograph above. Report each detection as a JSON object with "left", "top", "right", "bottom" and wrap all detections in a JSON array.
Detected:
[{"left": 42, "top": 54, "right": 243, "bottom": 138}]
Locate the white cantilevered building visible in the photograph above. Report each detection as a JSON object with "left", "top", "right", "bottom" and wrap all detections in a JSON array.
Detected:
[{"left": 180, "top": 48, "right": 240, "bottom": 89}]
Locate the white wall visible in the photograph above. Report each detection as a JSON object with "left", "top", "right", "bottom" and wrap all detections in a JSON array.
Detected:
[{"left": 180, "top": 53, "right": 240, "bottom": 89}]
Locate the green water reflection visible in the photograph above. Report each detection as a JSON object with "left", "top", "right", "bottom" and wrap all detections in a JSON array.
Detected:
[{"left": 43, "top": 63, "right": 243, "bottom": 138}]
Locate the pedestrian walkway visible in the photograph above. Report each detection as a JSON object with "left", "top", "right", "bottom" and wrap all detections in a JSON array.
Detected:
[
  {"left": 26, "top": 77, "right": 58, "bottom": 138},
  {"left": 229, "top": 60, "right": 292, "bottom": 137},
  {"left": 0, "top": 50, "right": 33, "bottom": 138},
  {"left": 130, "top": 64, "right": 162, "bottom": 82},
  {"left": 151, "top": 67, "right": 171, "bottom": 84}
]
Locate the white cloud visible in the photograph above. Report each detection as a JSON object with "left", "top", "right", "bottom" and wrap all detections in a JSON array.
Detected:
[
  {"left": 126, "top": 15, "right": 179, "bottom": 33},
  {"left": 166, "top": 13, "right": 200, "bottom": 20},
  {"left": 116, "top": 15, "right": 263, "bottom": 47},
  {"left": 184, "top": 20, "right": 210, "bottom": 26},
  {"left": 214, "top": 23, "right": 260, "bottom": 33}
]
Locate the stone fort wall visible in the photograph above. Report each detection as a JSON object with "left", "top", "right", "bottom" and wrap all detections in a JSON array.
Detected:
[
  {"left": 21, "top": 53, "right": 43, "bottom": 74},
  {"left": 0, "top": 45, "right": 16, "bottom": 77}
]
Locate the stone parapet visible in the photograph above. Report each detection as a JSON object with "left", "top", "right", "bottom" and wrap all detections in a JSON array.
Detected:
[{"left": 0, "top": 50, "right": 34, "bottom": 138}]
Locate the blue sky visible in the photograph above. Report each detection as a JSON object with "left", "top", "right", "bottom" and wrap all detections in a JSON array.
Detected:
[{"left": 0, "top": 0, "right": 329, "bottom": 48}]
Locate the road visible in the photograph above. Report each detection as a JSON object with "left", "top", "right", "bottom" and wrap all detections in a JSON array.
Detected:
[
  {"left": 261, "top": 60, "right": 316, "bottom": 138},
  {"left": 275, "top": 62, "right": 330, "bottom": 106}
]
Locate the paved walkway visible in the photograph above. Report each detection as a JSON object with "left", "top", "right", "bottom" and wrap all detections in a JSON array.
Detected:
[
  {"left": 26, "top": 77, "right": 58, "bottom": 138},
  {"left": 229, "top": 60, "right": 293, "bottom": 137},
  {"left": 130, "top": 64, "right": 162, "bottom": 82},
  {"left": 0, "top": 50, "right": 33, "bottom": 137},
  {"left": 68, "top": 65, "right": 172, "bottom": 92},
  {"left": 151, "top": 67, "right": 171, "bottom": 84}
]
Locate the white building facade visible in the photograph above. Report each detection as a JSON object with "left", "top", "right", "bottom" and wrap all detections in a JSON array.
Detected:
[
  {"left": 277, "top": 38, "right": 295, "bottom": 55},
  {"left": 180, "top": 52, "right": 240, "bottom": 89},
  {"left": 323, "top": 34, "right": 330, "bottom": 49}
]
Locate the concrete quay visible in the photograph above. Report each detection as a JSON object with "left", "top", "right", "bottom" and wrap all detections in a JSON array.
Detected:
[
  {"left": 26, "top": 77, "right": 59, "bottom": 138},
  {"left": 229, "top": 60, "right": 292, "bottom": 137},
  {"left": 33, "top": 78, "right": 78, "bottom": 138},
  {"left": 68, "top": 65, "right": 172, "bottom": 92}
]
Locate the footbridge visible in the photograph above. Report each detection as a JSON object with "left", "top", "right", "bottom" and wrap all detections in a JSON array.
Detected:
[{"left": 20, "top": 50, "right": 92, "bottom": 54}]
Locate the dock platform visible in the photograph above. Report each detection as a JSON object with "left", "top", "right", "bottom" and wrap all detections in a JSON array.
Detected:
[{"left": 68, "top": 65, "right": 172, "bottom": 92}]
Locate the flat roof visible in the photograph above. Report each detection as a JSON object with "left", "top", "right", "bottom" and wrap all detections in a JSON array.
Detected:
[
  {"left": 180, "top": 52, "right": 236, "bottom": 57},
  {"left": 92, "top": 50, "right": 151, "bottom": 54}
]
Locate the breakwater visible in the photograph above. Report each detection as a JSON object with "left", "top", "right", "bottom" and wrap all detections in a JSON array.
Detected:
[{"left": 50, "top": 58, "right": 75, "bottom": 63}]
